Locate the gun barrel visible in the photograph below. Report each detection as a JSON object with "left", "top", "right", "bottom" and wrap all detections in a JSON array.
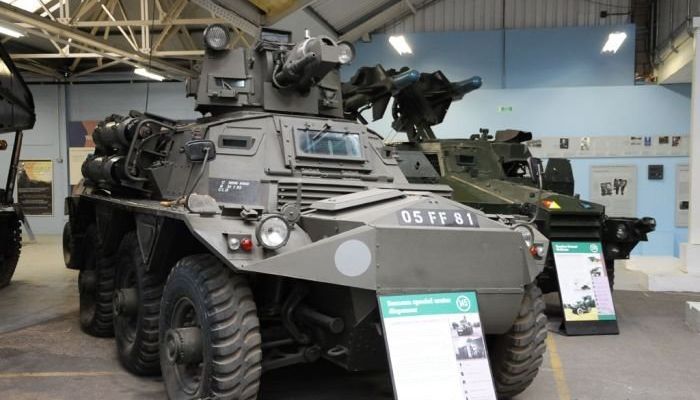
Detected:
[
  {"left": 274, "top": 52, "right": 319, "bottom": 87},
  {"left": 390, "top": 69, "right": 420, "bottom": 92},
  {"left": 451, "top": 76, "right": 482, "bottom": 99}
]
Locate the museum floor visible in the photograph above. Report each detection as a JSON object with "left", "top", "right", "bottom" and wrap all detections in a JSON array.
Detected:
[{"left": 1, "top": 236, "right": 699, "bottom": 400}]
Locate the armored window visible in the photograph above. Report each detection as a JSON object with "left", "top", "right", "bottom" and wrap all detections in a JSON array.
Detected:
[
  {"left": 219, "top": 135, "right": 254, "bottom": 149},
  {"left": 294, "top": 129, "right": 363, "bottom": 161}
]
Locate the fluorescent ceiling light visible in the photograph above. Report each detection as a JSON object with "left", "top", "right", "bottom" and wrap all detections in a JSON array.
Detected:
[
  {"left": 0, "top": 23, "right": 23, "bottom": 38},
  {"left": 134, "top": 68, "right": 165, "bottom": 81},
  {"left": 602, "top": 32, "right": 627, "bottom": 54},
  {"left": 388, "top": 35, "right": 412, "bottom": 55}
]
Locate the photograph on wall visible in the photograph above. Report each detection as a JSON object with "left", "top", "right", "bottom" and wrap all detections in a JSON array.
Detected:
[
  {"left": 552, "top": 242, "right": 617, "bottom": 323},
  {"left": 17, "top": 160, "right": 53, "bottom": 215},
  {"left": 580, "top": 137, "right": 591, "bottom": 151},
  {"left": 589, "top": 165, "right": 637, "bottom": 217},
  {"left": 643, "top": 136, "right": 652, "bottom": 147},
  {"left": 379, "top": 292, "right": 497, "bottom": 400},
  {"left": 68, "top": 120, "right": 99, "bottom": 186},
  {"left": 659, "top": 136, "right": 669, "bottom": 145},
  {"left": 672, "top": 136, "right": 681, "bottom": 147},
  {"left": 676, "top": 165, "right": 689, "bottom": 227},
  {"left": 559, "top": 138, "right": 569, "bottom": 149}
]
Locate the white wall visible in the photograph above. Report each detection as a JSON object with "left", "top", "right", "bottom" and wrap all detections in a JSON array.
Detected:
[{"left": 0, "top": 84, "right": 68, "bottom": 234}]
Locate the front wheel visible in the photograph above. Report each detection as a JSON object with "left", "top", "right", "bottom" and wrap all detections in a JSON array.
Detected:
[
  {"left": 159, "top": 254, "right": 262, "bottom": 400},
  {"left": 0, "top": 216, "right": 21, "bottom": 288},
  {"left": 487, "top": 283, "right": 547, "bottom": 399}
]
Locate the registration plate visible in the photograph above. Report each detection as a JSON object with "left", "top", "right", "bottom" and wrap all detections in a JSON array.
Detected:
[{"left": 397, "top": 209, "right": 479, "bottom": 227}]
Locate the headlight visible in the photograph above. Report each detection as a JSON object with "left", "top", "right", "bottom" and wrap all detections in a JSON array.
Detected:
[
  {"left": 512, "top": 224, "right": 534, "bottom": 247},
  {"left": 337, "top": 41, "right": 356, "bottom": 64},
  {"left": 615, "top": 224, "right": 628, "bottom": 240},
  {"left": 256, "top": 215, "right": 290, "bottom": 250},
  {"left": 203, "top": 24, "right": 230, "bottom": 51}
]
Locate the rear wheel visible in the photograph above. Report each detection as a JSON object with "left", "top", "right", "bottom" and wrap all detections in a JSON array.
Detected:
[
  {"left": 113, "top": 232, "right": 164, "bottom": 375},
  {"left": 605, "top": 258, "right": 615, "bottom": 290},
  {"left": 0, "top": 215, "right": 21, "bottom": 288},
  {"left": 160, "top": 254, "right": 262, "bottom": 400},
  {"left": 487, "top": 283, "right": 547, "bottom": 399},
  {"left": 78, "top": 224, "right": 115, "bottom": 337}
]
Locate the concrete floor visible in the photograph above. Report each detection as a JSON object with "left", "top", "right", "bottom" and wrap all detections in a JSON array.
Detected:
[{"left": 1, "top": 236, "right": 699, "bottom": 400}]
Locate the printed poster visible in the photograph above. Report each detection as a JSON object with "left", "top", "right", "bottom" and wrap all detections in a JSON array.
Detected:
[
  {"left": 676, "top": 165, "right": 689, "bottom": 227},
  {"left": 379, "top": 292, "right": 496, "bottom": 400},
  {"left": 589, "top": 165, "right": 637, "bottom": 217},
  {"left": 552, "top": 242, "right": 616, "bottom": 322},
  {"left": 17, "top": 160, "right": 53, "bottom": 215}
]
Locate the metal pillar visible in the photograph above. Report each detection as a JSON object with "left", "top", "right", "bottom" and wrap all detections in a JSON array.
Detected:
[{"left": 683, "top": 17, "right": 700, "bottom": 274}]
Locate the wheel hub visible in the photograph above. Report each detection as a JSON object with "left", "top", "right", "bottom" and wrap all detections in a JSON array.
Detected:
[
  {"left": 164, "top": 327, "right": 203, "bottom": 365},
  {"left": 113, "top": 288, "right": 138, "bottom": 316}
]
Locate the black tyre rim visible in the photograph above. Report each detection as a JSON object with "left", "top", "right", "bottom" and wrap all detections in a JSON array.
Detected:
[{"left": 169, "top": 297, "right": 204, "bottom": 396}]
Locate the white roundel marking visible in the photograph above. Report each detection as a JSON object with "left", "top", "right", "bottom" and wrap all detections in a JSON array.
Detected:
[{"left": 334, "top": 240, "right": 371, "bottom": 277}]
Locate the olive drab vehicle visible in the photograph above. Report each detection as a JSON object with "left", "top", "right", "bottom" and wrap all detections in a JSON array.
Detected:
[
  {"left": 341, "top": 65, "right": 655, "bottom": 293},
  {"left": 0, "top": 42, "right": 36, "bottom": 288},
  {"left": 64, "top": 26, "right": 549, "bottom": 399}
]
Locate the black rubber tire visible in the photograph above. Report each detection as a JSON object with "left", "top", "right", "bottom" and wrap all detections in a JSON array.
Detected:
[
  {"left": 487, "top": 283, "right": 547, "bottom": 399},
  {"left": 79, "top": 224, "right": 116, "bottom": 337},
  {"left": 0, "top": 216, "right": 21, "bottom": 288},
  {"left": 605, "top": 258, "right": 615, "bottom": 290},
  {"left": 114, "top": 231, "right": 164, "bottom": 376},
  {"left": 160, "top": 254, "right": 262, "bottom": 400}
]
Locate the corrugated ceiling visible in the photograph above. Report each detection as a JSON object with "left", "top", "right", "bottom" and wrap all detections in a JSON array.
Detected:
[{"left": 373, "top": 0, "right": 632, "bottom": 34}]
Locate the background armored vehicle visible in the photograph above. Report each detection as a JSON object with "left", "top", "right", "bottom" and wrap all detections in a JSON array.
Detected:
[
  {"left": 342, "top": 65, "right": 655, "bottom": 293},
  {"left": 64, "top": 27, "right": 549, "bottom": 399},
  {"left": 0, "top": 42, "right": 36, "bottom": 288}
]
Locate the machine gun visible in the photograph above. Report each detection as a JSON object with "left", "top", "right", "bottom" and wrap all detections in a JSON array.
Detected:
[{"left": 342, "top": 65, "right": 481, "bottom": 142}]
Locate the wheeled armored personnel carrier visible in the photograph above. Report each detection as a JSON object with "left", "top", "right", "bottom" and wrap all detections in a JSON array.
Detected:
[
  {"left": 0, "top": 42, "right": 36, "bottom": 288},
  {"left": 64, "top": 27, "right": 549, "bottom": 399},
  {"left": 342, "top": 65, "right": 655, "bottom": 293}
]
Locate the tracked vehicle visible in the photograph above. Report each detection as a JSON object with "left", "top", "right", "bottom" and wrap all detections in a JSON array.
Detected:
[
  {"left": 342, "top": 65, "right": 655, "bottom": 293},
  {"left": 0, "top": 42, "right": 35, "bottom": 288},
  {"left": 64, "top": 27, "right": 549, "bottom": 399}
]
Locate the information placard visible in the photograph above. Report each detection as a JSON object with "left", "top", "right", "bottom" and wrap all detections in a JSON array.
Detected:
[
  {"left": 378, "top": 292, "right": 497, "bottom": 400},
  {"left": 552, "top": 242, "right": 619, "bottom": 335}
]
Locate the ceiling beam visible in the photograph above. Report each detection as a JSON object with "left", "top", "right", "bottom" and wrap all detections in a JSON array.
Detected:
[
  {"left": 260, "top": 0, "right": 317, "bottom": 26},
  {"left": 189, "top": 0, "right": 260, "bottom": 38},
  {"left": 0, "top": 1, "right": 192, "bottom": 77},
  {"left": 64, "top": 17, "right": 227, "bottom": 27},
  {"left": 339, "top": 1, "right": 409, "bottom": 42}
]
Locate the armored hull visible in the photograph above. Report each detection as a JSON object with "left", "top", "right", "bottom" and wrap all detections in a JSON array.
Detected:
[{"left": 64, "top": 30, "right": 549, "bottom": 399}]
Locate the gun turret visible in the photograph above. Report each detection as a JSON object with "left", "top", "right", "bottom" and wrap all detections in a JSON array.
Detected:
[
  {"left": 190, "top": 26, "right": 355, "bottom": 117},
  {"left": 342, "top": 66, "right": 481, "bottom": 142}
]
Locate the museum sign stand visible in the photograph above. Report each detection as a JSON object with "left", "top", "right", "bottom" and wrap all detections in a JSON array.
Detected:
[{"left": 552, "top": 242, "right": 619, "bottom": 335}]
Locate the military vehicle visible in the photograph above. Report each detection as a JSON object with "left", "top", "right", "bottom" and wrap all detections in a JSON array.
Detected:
[
  {"left": 342, "top": 65, "right": 655, "bottom": 293},
  {"left": 63, "top": 27, "right": 550, "bottom": 399},
  {"left": 0, "top": 43, "right": 36, "bottom": 288}
]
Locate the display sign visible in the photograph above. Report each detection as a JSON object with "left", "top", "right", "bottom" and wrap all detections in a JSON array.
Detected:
[
  {"left": 527, "top": 134, "right": 688, "bottom": 158},
  {"left": 552, "top": 242, "right": 619, "bottom": 335},
  {"left": 379, "top": 292, "right": 496, "bottom": 400},
  {"left": 589, "top": 165, "right": 637, "bottom": 218},
  {"left": 16, "top": 160, "right": 53, "bottom": 216}
]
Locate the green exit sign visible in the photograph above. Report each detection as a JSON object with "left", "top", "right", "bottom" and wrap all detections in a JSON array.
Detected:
[{"left": 498, "top": 106, "right": 513, "bottom": 112}]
